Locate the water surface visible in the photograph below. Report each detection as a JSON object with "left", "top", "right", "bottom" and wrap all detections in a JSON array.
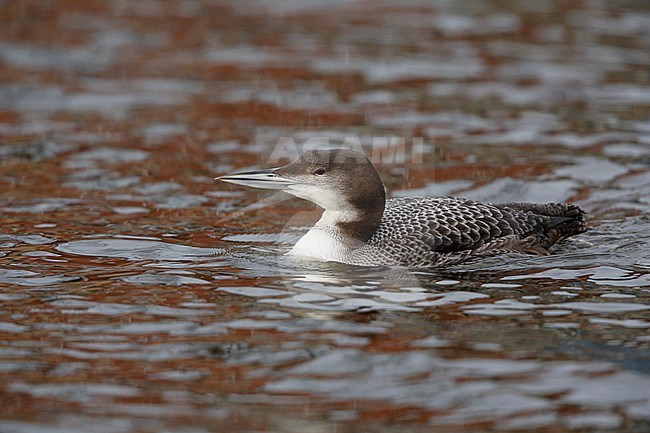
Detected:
[{"left": 1, "top": 1, "right": 649, "bottom": 432}]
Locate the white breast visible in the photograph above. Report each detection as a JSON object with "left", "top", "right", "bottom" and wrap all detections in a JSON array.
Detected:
[{"left": 287, "top": 227, "right": 349, "bottom": 262}]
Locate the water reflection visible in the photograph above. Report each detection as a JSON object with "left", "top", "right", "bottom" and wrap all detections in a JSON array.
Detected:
[
  {"left": 56, "top": 237, "right": 223, "bottom": 262},
  {"left": 1, "top": 0, "right": 650, "bottom": 432}
]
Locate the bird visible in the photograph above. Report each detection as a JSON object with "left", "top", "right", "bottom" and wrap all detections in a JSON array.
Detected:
[{"left": 217, "top": 149, "right": 587, "bottom": 267}]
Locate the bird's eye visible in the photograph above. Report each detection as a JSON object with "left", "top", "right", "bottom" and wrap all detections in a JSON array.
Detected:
[{"left": 314, "top": 168, "right": 326, "bottom": 176}]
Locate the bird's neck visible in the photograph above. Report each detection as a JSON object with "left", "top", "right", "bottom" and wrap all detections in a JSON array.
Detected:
[
  {"left": 287, "top": 206, "right": 384, "bottom": 262},
  {"left": 320, "top": 204, "right": 383, "bottom": 243}
]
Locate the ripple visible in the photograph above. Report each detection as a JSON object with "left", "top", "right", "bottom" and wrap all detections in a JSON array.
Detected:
[
  {"left": 0, "top": 234, "right": 55, "bottom": 245},
  {"left": 71, "top": 147, "right": 149, "bottom": 164},
  {"left": 218, "top": 286, "right": 292, "bottom": 297},
  {"left": 56, "top": 238, "right": 223, "bottom": 261},
  {"left": 2, "top": 198, "right": 80, "bottom": 213},
  {"left": 460, "top": 178, "right": 579, "bottom": 203},
  {"left": 120, "top": 272, "right": 211, "bottom": 286},
  {"left": 554, "top": 157, "right": 629, "bottom": 184},
  {"left": 313, "top": 56, "right": 485, "bottom": 83},
  {"left": 9, "top": 382, "right": 141, "bottom": 402},
  {"left": 0, "top": 268, "right": 78, "bottom": 286}
]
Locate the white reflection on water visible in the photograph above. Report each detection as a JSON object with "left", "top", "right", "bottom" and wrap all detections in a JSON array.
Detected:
[
  {"left": 263, "top": 349, "right": 650, "bottom": 426},
  {"left": 56, "top": 238, "right": 223, "bottom": 261}
]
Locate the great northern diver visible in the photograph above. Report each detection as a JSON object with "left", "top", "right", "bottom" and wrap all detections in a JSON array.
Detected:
[{"left": 218, "top": 149, "right": 587, "bottom": 267}]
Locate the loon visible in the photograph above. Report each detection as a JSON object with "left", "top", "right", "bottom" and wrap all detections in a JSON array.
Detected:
[{"left": 218, "top": 149, "right": 587, "bottom": 267}]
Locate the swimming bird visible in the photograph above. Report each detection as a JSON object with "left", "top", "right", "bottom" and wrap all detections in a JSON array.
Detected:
[{"left": 217, "top": 149, "right": 587, "bottom": 267}]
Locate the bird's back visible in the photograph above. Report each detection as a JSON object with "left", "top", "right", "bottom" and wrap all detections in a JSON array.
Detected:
[{"left": 351, "top": 196, "right": 587, "bottom": 267}]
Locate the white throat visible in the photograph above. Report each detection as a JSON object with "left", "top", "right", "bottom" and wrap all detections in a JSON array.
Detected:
[{"left": 287, "top": 210, "right": 365, "bottom": 262}]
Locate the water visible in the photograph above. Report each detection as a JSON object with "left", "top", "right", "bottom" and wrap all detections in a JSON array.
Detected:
[{"left": 1, "top": 1, "right": 650, "bottom": 432}]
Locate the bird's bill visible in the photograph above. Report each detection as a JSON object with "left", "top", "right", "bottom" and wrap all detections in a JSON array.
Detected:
[{"left": 216, "top": 169, "right": 295, "bottom": 190}]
